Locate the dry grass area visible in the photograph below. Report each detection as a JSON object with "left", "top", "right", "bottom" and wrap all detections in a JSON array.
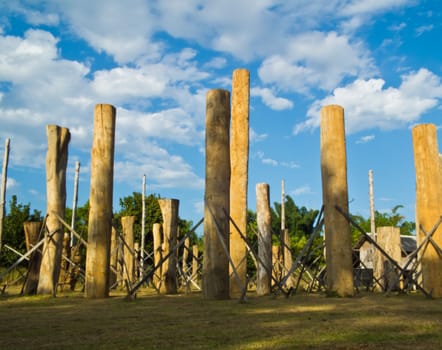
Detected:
[{"left": 0, "top": 288, "right": 441, "bottom": 349}]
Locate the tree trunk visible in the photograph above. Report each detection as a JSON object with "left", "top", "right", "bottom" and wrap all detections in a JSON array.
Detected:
[
  {"left": 412, "top": 123, "right": 442, "bottom": 297},
  {"left": 121, "top": 216, "right": 136, "bottom": 285},
  {"left": 23, "top": 221, "right": 42, "bottom": 295},
  {"left": 85, "top": 104, "right": 116, "bottom": 298},
  {"left": 320, "top": 105, "right": 354, "bottom": 297},
  {"left": 203, "top": 89, "right": 231, "bottom": 299},
  {"left": 229, "top": 68, "right": 250, "bottom": 297},
  {"left": 158, "top": 199, "right": 179, "bottom": 294},
  {"left": 256, "top": 183, "right": 272, "bottom": 296},
  {"left": 38, "top": 125, "right": 70, "bottom": 295}
]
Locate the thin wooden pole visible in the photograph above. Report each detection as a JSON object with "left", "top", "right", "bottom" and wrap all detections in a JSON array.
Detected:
[
  {"left": 0, "top": 138, "right": 10, "bottom": 252},
  {"left": 140, "top": 174, "right": 146, "bottom": 282},
  {"left": 368, "top": 170, "right": 375, "bottom": 237},
  {"left": 70, "top": 161, "right": 80, "bottom": 247},
  {"left": 281, "top": 179, "right": 286, "bottom": 231}
]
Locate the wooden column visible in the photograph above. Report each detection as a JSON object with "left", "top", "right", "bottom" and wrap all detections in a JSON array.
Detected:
[
  {"left": 374, "top": 226, "right": 401, "bottom": 291},
  {"left": 282, "top": 229, "right": 293, "bottom": 288},
  {"left": 412, "top": 123, "right": 442, "bottom": 297},
  {"left": 256, "top": 183, "right": 272, "bottom": 296},
  {"left": 121, "top": 216, "right": 135, "bottom": 285},
  {"left": 109, "top": 226, "right": 118, "bottom": 288},
  {"left": 38, "top": 125, "right": 70, "bottom": 295},
  {"left": 203, "top": 89, "right": 231, "bottom": 299},
  {"left": 85, "top": 104, "right": 116, "bottom": 298},
  {"left": 183, "top": 236, "right": 190, "bottom": 274},
  {"left": 192, "top": 244, "right": 199, "bottom": 280},
  {"left": 158, "top": 198, "right": 179, "bottom": 294},
  {"left": 229, "top": 68, "right": 250, "bottom": 297},
  {"left": 320, "top": 105, "right": 354, "bottom": 297},
  {"left": 272, "top": 245, "right": 282, "bottom": 283},
  {"left": 152, "top": 223, "right": 162, "bottom": 289},
  {"left": 23, "top": 221, "right": 42, "bottom": 295}
]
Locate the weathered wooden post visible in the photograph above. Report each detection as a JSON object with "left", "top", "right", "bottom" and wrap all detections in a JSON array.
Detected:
[
  {"left": 109, "top": 226, "right": 118, "bottom": 288},
  {"left": 121, "top": 216, "right": 136, "bottom": 285},
  {"left": 229, "top": 68, "right": 250, "bottom": 297},
  {"left": 374, "top": 226, "right": 401, "bottom": 291},
  {"left": 282, "top": 229, "right": 293, "bottom": 288},
  {"left": 192, "top": 244, "right": 199, "bottom": 280},
  {"left": 183, "top": 236, "right": 190, "bottom": 274},
  {"left": 38, "top": 125, "right": 70, "bottom": 295},
  {"left": 23, "top": 221, "right": 42, "bottom": 295},
  {"left": 158, "top": 198, "right": 179, "bottom": 294},
  {"left": 320, "top": 105, "right": 354, "bottom": 297},
  {"left": 412, "top": 123, "right": 442, "bottom": 297},
  {"left": 152, "top": 223, "right": 162, "bottom": 289},
  {"left": 281, "top": 180, "right": 293, "bottom": 287},
  {"left": 272, "top": 245, "right": 282, "bottom": 283},
  {"left": 256, "top": 183, "right": 272, "bottom": 296},
  {"left": 85, "top": 104, "right": 116, "bottom": 298},
  {"left": 203, "top": 89, "right": 231, "bottom": 299},
  {"left": 0, "top": 138, "right": 10, "bottom": 252}
]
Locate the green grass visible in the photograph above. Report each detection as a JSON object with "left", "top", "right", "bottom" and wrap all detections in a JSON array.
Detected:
[{"left": 1, "top": 288, "right": 441, "bottom": 349}]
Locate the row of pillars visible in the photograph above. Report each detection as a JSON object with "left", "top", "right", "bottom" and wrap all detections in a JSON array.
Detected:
[
  {"left": 320, "top": 105, "right": 442, "bottom": 297},
  {"left": 20, "top": 70, "right": 442, "bottom": 299}
]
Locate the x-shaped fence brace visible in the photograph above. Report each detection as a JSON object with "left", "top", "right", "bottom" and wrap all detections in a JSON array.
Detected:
[
  {"left": 127, "top": 217, "right": 204, "bottom": 298},
  {"left": 334, "top": 205, "right": 433, "bottom": 298}
]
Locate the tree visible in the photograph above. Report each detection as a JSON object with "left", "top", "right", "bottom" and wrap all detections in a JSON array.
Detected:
[
  {"left": 0, "top": 195, "right": 42, "bottom": 267},
  {"left": 113, "top": 192, "right": 197, "bottom": 256},
  {"left": 350, "top": 205, "right": 415, "bottom": 244},
  {"left": 271, "top": 195, "right": 320, "bottom": 255}
]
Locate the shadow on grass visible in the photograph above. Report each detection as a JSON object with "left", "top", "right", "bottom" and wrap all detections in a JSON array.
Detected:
[{"left": 0, "top": 289, "right": 441, "bottom": 349}]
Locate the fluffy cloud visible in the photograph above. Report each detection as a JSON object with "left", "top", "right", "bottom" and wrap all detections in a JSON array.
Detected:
[
  {"left": 251, "top": 87, "right": 293, "bottom": 110},
  {"left": 294, "top": 68, "right": 442, "bottom": 134},
  {"left": 258, "top": 31, "right": 376, "bottom": 94}
]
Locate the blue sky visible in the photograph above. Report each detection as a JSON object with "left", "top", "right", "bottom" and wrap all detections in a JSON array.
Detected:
[{"left": 0, "top": 0, "right": 441, "bottom": 233}]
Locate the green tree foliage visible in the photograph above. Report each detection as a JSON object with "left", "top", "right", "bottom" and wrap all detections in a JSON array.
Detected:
[
  {"left": 0, "top": 195, "right": 42, "bottom": 267},
  {"left": 65, "top": 200, "right": 90, "bottom": 243},
  {"left": 113, "top": 192, "right": 198, "bottom": 255},
  {"left": 350, "top": 205, "right": 415, "bottom": 244},
  {"left": 271, "top": 195, "right": 320, "bottom": 255}
]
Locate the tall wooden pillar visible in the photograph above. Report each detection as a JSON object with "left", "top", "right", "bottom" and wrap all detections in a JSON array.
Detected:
[
  {"left": 85, "top": 104, "right": 116, "bottom": 298},
  {"left": 23, "top": 221, "right": 42, "bottom": 295},
  {"left": 158, "top": 198, "right": 179, "bottom": 294},
  {"left": 412, "top": 123, "right": 442, "bottom": 297},
  {"left": 256, "top": 183, "right": 272, "bottom": 296},
  {"left": 203, "top": 89, "right": 231, "bottom": 299},
  {"left": 183, "top": 236, "right": 190, "bottom": 274},
  {"left": 282, "top": 229, "right": 293, "bottom": 288},
  {"left": 152, "top": 223, "right": 162, "bottom": 289},
  {"left": 109, "top": 226, "right": 118, "bottom": 288},
  {"left": 374, "top": 226, "right": 401, "bottom": 291},
  {"left": 229, "top": 68, "right": 250, "bottom": 297},
  {"left": 192, "top": 244, "right": 199, "bottom": 280},
  {"left": 320, "top": 105, "right": 354, "bottom": 297},
  {"left": 121, "top": 216, "right": 135, "bottom": 285},
  {"left": 38, "top": 125, "right": 70, "bottom": 295}
]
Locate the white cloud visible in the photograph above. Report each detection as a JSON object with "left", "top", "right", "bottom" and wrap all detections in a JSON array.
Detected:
[
  {"left": 340, "top": 0, "right": 414, "bottom": 16},
  {"left": 258, "top": 31, "right": 376, "bottom": 94},
  {"left": 250, "top": 129, "right": 268, "bottom": 143},
  {"left": 291, "top": 185, "right": 314, "bottom": 196},
  {"left": 47, "top": 0, "right": 158, "bottom": 63},
  {"left": 356, "top": 135, "right": 375, "bottom": 144},
  {"left": 294, "top": 68, "right": 442, "bottom": 134},
  {"left": 5, "top": 177, "right": 17, "bottom": 191},
  {"left": 251, "top": 87, "right": 293, "bottom": 110},
  {"left": 415, "top": 24, "right": 434, "bottom": 37}
]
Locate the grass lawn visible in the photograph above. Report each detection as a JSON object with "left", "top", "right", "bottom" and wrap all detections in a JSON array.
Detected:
[{"left": 0, "top": 288, "right": 441, "bottom": 349}]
